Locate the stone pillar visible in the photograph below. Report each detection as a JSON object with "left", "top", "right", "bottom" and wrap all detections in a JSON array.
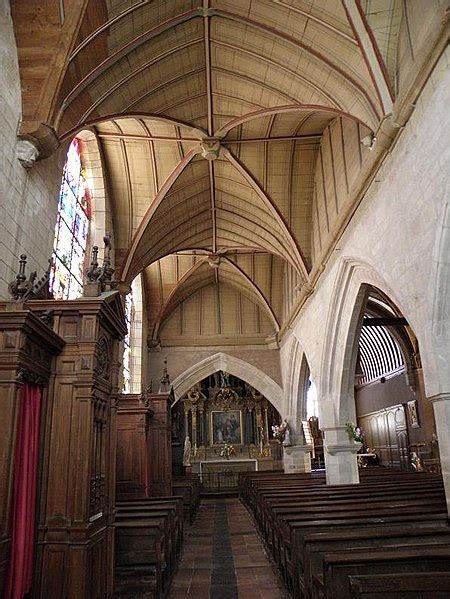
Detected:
[
  {"left": 323, "top": 427, "right": 361, "bottom": 485},
  {"left": 283, "top": 446, "right": 312, "bottom": 473},
  {"left": 429, "top": 393, "right": 450, "bottom": 514}
]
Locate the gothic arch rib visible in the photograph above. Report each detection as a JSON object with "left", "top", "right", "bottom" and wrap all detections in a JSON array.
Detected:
[
  {"left": 151, "top": 255, "right": 281, "bottom": 341},
  {"left": 222, "top": 147, "right": 309, "bottom": 279}
]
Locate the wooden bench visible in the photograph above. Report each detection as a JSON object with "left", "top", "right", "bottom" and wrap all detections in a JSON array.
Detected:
[
  {"left": 315, "top": 546, "right": 450, "bottom": 599},
  {"left": 348, "top": 571, "right": 450, "bottom": 598}
]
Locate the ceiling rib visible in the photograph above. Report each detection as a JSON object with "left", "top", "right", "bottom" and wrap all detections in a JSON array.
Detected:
[
  {"left": 341, "top": 0, "right": 394, "bottom": 113},
  {"left": 271, "top": 0, "right": 357, "bottom": 44},
  {"left": 203, "top": 0, "right": 213, "bottom": 136},
  {"left": 212, "top": 39, "right": 342, "bottom": 111},
  {"left": 213, "top": 8, "right": 381, "bottom": 122},
  {"left": 223, "top": 147, "right": 309, "bottom": 278},
  {"left": 215, "top": 104, "right": 372, "bottom": 138},
  {"left": 121, "top": 148, "right": 199, "bottom": 282},
  {"left": 56, "top": 9, "right": 201, "bottom": 126},
  {"left": 209, "top": 161, "right": 217, "bottom": 253}
]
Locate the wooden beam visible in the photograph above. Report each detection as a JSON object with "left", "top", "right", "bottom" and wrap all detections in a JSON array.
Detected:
[{"left": 362, "top": 317, "right": 408, "bottom": 327}]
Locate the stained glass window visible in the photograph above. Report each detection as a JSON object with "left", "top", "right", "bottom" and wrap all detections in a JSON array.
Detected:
[
  {"left": 123, "top": 291, "right": 134, "bottom": 393},
  {"left": 50, "top": 138, "right": 90, "bottom": 299}
]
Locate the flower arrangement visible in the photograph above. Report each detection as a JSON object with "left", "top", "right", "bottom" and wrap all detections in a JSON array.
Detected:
[
  {"left": 220, "top": 443, "right": 235, "bottom": 460},
  {"left": 272, "top": 420, "right": 289, "bottom": 445},
  {"left": 345, "top": 422, "right": 363, "bottom": 443}
]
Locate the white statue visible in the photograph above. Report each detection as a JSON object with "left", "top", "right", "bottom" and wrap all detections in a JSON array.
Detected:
[
  {"left": 183, "top": 436, "right": 192, "bottom": 467},
  {"left": 282, "top": 420, "right": 291, "bottom": 446}
]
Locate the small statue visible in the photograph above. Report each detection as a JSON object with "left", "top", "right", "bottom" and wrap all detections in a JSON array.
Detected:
[
  {"left": 282, "top": 420, "right": 291, "bottom": 447},
  {"left": 220, "top": 370, "right": 230, "bottom": 388},
  {"left": 183, "top": 436, "right": 192, "bottom": 467},
  {"left": 411, "top": 451, "right": 423, "bottom": 472}
]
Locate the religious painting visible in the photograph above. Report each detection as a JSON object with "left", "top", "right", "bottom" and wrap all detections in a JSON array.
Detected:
[
  {"left": 211, "top": 410, "right": 243, "bottom": 445},
  {"left": 407, "top": 400, "right": 420, "bottom": 428}
]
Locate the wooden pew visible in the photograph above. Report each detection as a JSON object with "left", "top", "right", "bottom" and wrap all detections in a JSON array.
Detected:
[
  {"left": 239, "top": 469, "right": 449, "bottom": 599},
  {"left": 299, "top": 527, "right": 450, "bottom": 599},
  {"left": 348, "top": 571, "right": 450, "bottom": 598},
  {"left": 115, "top": 519, "right": 167, "bottom": 597},
  {"left": 314, "top": 546, "right": 450, "bottom": 599},
  {"left": 172, "top": 475, "right": 201, "bottom": 523},
  {"left": 115, "top": 496, "right": 184, "bottom": 597}
]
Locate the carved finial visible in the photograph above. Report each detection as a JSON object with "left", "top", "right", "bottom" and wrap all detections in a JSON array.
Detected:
[
  {"left": 8, "top": 254, "right": 53, "bottom": 301},
  {"left": 100, "top": 234, "right": 115, "bottom": 288},
  {"left": 9, "top": 255, "right": 33, "bottom": 300},
  {"left": 86, "top": 245, "right": 101, "bottom": 283}
]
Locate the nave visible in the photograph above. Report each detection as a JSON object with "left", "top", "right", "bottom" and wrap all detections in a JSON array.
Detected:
[{"left": 168, "top": 498, "right": 287, "bottom": 599}]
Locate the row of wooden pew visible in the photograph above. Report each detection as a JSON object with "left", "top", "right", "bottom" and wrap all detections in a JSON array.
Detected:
[
  {"left": 114, "top": 496, "right": 184, "bottom": 597},
  {"left": 240, "top": 468, "right": 450, "bottom": 598}
]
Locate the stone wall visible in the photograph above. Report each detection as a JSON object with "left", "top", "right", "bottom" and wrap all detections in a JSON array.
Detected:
[
  {"left": 283, "top": 46, "right": 450, "bottom": 415},
  {"left": 0, "top": 1, "right": 66, "bottom": 300}
]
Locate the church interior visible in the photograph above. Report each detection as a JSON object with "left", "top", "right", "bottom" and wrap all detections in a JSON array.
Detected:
[{"left": 0, "top": 0, "right": 449, "bottom": 597}]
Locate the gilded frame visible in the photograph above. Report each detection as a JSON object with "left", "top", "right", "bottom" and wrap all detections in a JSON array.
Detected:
[{"left": 210, "top": 410, "right": 243, "bottom": 445}]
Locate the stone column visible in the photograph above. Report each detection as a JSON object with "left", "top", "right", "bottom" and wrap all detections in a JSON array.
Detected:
[
  {"left": 323, "top": 426, "right": 361, "bottom": 485},
  {"left": 429, "top": 393, "right": 450, "bottom": 514},
  {"left": 283, "top": 446, "right": 312, "bottom": 473}
]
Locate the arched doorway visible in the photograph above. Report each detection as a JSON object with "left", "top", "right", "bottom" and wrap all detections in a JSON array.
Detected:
[{"left": 352, "top": 286, "right": 438, "bottom": 471}]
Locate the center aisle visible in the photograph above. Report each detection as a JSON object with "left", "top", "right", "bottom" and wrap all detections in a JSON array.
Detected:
[{"left": 168, "top": 498, "right": 289, "bottom": 599}]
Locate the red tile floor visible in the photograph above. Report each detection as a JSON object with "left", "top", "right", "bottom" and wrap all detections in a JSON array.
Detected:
[{"left": 168, "top": 498, "right": 289, "bottom": 599}]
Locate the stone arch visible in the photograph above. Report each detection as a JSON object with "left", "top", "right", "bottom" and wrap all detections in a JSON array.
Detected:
[
  {"left": 283, "top": 336, "right": 313, "bottom": 430},
  {"left": 320, "top": 257, "right": 408, "bottom": 426},
  {"left": 171, "top": 352, "right": 285, "bottom": 415}
]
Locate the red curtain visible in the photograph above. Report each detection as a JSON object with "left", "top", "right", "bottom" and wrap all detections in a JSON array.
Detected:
[{"left": 5, "top": 383, "right": 42, "bottom": 599}]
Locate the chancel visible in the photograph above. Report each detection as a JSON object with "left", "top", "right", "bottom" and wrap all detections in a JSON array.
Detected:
[{"left": 0, "top": 1, "right": 449, "bottom": 598}]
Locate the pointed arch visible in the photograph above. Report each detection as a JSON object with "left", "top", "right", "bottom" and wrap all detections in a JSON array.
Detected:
[
  {"left": 120, "top": 148, "right": 199, "bottom": 282},
  {"left": 171, "top": 352, "right": 284, "bottom": 415},
  {"left": 152, "top": 256, "right": 281, "bottom": 340}
]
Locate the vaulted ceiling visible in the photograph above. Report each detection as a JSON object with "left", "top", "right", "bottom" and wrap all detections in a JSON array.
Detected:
[{"left": 13, "top": 0, "right": 404, "bottom": 343}]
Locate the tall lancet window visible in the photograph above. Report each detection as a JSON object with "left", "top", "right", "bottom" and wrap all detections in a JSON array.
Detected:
[
  {"left": 123, "top": 291, "right": 134, "bottom": 393},
  {"left": 50, "top": 138, "right": 90, "bottom": 299},
  {"left": 122, "top": 276, "right": 143, "bottom": 393}
]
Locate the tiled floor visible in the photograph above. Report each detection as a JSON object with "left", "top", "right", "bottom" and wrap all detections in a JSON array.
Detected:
[{"left": 168, "top": 498, "right": 289, "bottom": 599}]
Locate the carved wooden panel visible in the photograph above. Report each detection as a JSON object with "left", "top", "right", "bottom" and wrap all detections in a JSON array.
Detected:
[
  {"left": 359, "top": 403, "right": 410, "bottom": 468},
  {"left": 28, "top": 292, "right": 127, "bottom": 599},
  {"left": 146, "top": 393, "right": 172, "bottom": 497},
  {"left": 116, "top": 395, "right": 153, "bottom": 499},
  {"left": 0, "top": 307, "right": 64, "bottom": 596}
]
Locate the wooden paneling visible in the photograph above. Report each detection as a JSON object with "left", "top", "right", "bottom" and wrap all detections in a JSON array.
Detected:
[
  {"left": 359, "top": 403, "right": 410, "bottom": 469},
  {"left": 27, "top": 292, "right": 127, "bottom": 598},
  {"left": 147, "top": 393, "right": 172, "bottom": 497},
  {"left": 0, "top": 308, "right": 65, "bottom": 596},
  {"left": 116, "top": 394, "right": 153, "bottom": 499}
]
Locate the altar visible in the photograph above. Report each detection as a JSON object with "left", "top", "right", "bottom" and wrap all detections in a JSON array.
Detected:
[
  {"left": 198, "top": 458, "right": 258, "bottom": 482},
  {"left": 177, "top": 372, "right": 280, "bottom": 480}
]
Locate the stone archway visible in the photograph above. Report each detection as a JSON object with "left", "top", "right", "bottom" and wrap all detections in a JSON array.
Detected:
[{"left": 171, "top": 352, "right": 285, "bottom": 416}]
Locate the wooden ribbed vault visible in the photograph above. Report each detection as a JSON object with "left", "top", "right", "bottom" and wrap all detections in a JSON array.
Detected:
[{"left": 12, "top": 0, "right": 402, "bottom": 343}]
